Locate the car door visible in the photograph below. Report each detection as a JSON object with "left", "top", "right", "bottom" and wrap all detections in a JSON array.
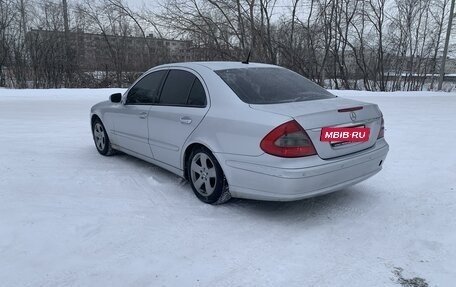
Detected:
[
  {"left": 114, "top": 70, "right": 167, "bottom": 158},
  {"left": 148, "top": 69, "right": 209, "bottom": 169}
]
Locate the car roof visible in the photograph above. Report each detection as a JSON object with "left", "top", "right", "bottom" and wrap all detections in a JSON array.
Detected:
[{"left": 152, "top": 61, "right": 278, "bottom": 71}]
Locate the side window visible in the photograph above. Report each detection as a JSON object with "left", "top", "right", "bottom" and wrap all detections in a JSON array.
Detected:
[
  {"left": 159, "top": 70, "right": 195, "bottom": 105},
  {"left": 126, "top": 70, "right": 166, "bottom": 104},
  {"left": 187, "top": 78, "right": 207, "bottom": 107}
]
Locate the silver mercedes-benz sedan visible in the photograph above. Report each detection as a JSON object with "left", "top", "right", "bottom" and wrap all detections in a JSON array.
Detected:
[{"left": 90, "top": 62, "right": 389, "bottom": 204}]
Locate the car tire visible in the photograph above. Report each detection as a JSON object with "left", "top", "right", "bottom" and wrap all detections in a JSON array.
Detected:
[
  {"left": 187, "top": 146, "right": 231, "bottom": 204},
  {"left": 92, "top": 118, "right": 115, "bottom": 156}
]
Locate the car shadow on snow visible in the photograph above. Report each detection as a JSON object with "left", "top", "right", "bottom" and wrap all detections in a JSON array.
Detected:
[
  {"left": 87, "top": 145, "right": 376, "bottom": 222},
  {"left": 223, "top": 186, "right": 374, "bottom": 222}
]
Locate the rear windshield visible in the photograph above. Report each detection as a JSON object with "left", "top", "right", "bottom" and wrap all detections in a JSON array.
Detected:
[{"left": 215, "top": 67, "right": 336, "bottom": 104}]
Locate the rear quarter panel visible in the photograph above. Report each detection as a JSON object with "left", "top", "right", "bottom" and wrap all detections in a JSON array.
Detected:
[{"left": 182, "top": 67, "right": 291, "bottom": 158}]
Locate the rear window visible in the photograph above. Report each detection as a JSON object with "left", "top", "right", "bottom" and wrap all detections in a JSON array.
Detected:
[
  {"left": 215, "top": 67, "right": 336, "bottom": 104},
  {"left": 160, "top": 70, "right": 195, "bottom": 105}
]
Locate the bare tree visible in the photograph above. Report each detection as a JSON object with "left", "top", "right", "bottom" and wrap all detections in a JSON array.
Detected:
[
  {"left": 438, "top": 0, "right": 455, "bottom": 90},
  {"left": 0, "top": 0, "right": 453, "bottom": 90},
  {"left": 0, "top": 0, "right": 17, "bottom": 86},
  {"left": 430, "top": 0, "right": 450, "bottom": 89}
]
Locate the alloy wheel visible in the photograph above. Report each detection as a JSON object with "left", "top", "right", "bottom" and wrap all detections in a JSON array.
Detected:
[
  {"left": 93, "top": 122, "right": 106, "bottom": 151},
  {"left": 190, "top": 152, "right": 217, "bottom": 196}
]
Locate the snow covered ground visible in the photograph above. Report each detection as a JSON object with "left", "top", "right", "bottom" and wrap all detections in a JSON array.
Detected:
[{"left": 0, "top": 88, "right": 455, "bottom": 287}]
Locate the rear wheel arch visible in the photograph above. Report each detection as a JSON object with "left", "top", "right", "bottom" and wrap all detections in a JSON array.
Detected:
[
  {"left": 182, "top": 142, "right": 226, "bottom": 179},
  {"left": 184, "top": 143, "right": 231, "bottom": 204},
  {"left": 183, "top": 143, "right": 210, "bottom": 180}
]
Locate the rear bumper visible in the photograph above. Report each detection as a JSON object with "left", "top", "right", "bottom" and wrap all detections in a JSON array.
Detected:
[{"left": 215, "top": 139, "right": 389, "bottom": 201}]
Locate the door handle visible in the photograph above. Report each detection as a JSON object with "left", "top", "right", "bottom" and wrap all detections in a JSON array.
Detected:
[
  {"left": 180, "top": 117, "right": 192, "bottom": 124},
  {"left": 139, "top": 112, "right": 148, "bottom": 119}
]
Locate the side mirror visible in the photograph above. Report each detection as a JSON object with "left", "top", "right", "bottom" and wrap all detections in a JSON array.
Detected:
[{"left": 110, "top": 93, "right": 122, "bottom": 103}]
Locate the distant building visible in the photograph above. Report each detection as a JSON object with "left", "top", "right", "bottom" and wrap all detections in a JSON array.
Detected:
[
  {"left": 436, "top": 57, "right": 456, "bottom": 74},
  {"left": 26, "top": 29, "right": 193, "bottom": 73}
]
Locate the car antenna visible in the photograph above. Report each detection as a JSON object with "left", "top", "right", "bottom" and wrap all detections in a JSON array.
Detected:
[{"left": 242, "top": 49, "right": 251, "bottom": 64}]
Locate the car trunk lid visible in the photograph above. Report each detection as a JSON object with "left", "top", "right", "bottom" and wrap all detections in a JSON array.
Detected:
[{"left": 250, "top": 98, "right": 382, "bottom": 159}]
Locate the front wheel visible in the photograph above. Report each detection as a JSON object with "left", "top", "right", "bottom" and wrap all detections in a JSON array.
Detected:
[
  {"left": 187, "top": 147, "right": 231, "bottom": 204},
  {"left": 92, "top": 118, "right": 115, "bottom": 156}
]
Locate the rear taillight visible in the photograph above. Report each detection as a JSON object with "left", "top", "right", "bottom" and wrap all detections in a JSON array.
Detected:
[
  {"left": 378, "top": 117, "right": 385, "bottom": 139},
  {"left": 260, "top": 120, "right": 317, "bottom": 158}
]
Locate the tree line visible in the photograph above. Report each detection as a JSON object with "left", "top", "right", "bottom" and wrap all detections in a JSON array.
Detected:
[{"left": 0, "top": 0, "right": 454, "bottom": 91}]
